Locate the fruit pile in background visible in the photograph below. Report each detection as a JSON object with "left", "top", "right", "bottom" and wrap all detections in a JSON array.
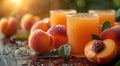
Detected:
[{"left": 1, "top": 8, "right": 120, "bottom": 65}]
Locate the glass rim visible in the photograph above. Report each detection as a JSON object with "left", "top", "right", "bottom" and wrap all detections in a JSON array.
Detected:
[
  {"left": 67, "top": 13, "right": 99, "bottom": 18},
  {"left": 88, "top": 9, "right": 115, "bottom": 13},
  {"left": 50, "top": 9, "right": 76, "bottom": 13}
]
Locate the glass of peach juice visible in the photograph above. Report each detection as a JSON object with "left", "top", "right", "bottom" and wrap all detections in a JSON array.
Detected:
[
  {"left": 50, "top": 10, "right": 76, "bottom": 26},
  {"left": 67, "top": 13, "right": 99, "bottom": 57},
  {"left": 88, "top": 10, "right": 115, "bottom": 26}
]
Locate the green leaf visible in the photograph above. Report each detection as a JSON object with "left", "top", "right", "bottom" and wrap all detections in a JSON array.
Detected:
[
  {"left": 10, "top": 33, "right": 29, "bottom": 41},
  {"left": 102, "top": 21, "right": 111, "bottom": 32},
  {"left": 116, "top": 8, "right": 120, "bottom": 18},
  {"left": 116, "top": 8, "right": 120, "bottom": 22},
  {"left": 115, "top": 60, "right": 120, "bottom": 66},
  {"left": 40, "top": 51, "right": 59, "bottom": 58},
  {"left": 40, "top": 44, "right": 71, "bottom": 59},
  {"left": 75, "top": 0, "right": 85, "bottom": 7},
  {"left": 91, "top": 34, "right": 101, "bottom": 40},
  {"left": 58, "top": 44, "right": 71, "bottom": 59},
  {"left": 116, "top": 16, "right": 120, "bottom": 22}
]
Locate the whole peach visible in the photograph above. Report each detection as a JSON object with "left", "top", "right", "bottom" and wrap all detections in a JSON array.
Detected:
[
  {"left": 29, "top": 29, "right": 54, "bottom": 54},
  {"left": 31, "top": 21, "right": 50, "bottom": 33},
  {"left": 0, "top": 17, "right": 19, "bottom": 37},
  {"left": 21, "top": 13, "right": 40, "bottom": 32},
  {"left": 47, "top": 25, "right": 68, "bottom": 49},
  {"left": 100, "top": 27, "right": 120, "bottom": 56}
]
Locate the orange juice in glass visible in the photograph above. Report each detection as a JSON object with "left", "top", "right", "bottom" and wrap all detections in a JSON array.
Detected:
[
  {"left": 50, "top": 10, "right": 76, "bottom": 26},
  {"left": 67, "top": 13, "right": 99, "bottom": 57},
  {"left": 89, "top": 10, "right": 115, "bottom": 26}
]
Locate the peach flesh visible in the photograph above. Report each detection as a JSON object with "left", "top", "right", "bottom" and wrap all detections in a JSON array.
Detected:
[{"left": 85, "top": 39, "right": 117, "bottom": 64}]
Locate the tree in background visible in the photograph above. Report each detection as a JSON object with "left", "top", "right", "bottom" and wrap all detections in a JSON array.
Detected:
[{"left": 64, "top": 0, "right": 120, "bottom": 12}]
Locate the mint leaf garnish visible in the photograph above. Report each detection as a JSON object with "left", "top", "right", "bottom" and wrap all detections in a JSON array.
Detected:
[
  {"left": 116, "top": 8, "right": 120, "bottom": 18},
  {"left": 40, "top": 51, "right": 59, "bottom": 58},
  {"left": 102, "top": 21, "right": 111, "bottom": 32},
  {"left": 115, "top": 60, "right": 120, "bottom": 66},
  {"left": 116, "top": 8, "right": 120, "bottom": 22},
  {"left": 58, "top": 44, "right": 71, "bottom": 59},
  {"left": 91, "top": 34, "right": 101, "bottom": 40},
  {"left": 40, "top": 44, "right": 71, "bottom": 59}
]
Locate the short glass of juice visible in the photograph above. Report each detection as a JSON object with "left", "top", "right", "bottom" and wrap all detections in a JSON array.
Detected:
[
  {"left": 67, "top": 13, "right": 99, "bottom": 57},
  {"left": 50, "top": 9, "right": 76, "bottom": 26},
  {"left": 88, "top": 10, "right": 115, "bottom": 26}
]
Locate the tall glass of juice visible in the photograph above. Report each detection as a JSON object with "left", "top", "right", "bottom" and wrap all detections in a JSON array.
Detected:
[
  {"left": 50, "top": 10, "right": 76, "bottom": 26},
  {"left": 88, "top": 10, "right": 115, "bottom": 26},
  {"left": 67, "top": 13, "right": 99, "bottom": 57}
]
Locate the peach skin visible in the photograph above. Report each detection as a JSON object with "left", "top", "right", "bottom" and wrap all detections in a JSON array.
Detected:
[
  {"left": 29, "top": 29, "right": 54, "bottom": 54},
  {"left": 21, "top": 13, "right": 40, "bottom": 32},
  {"left": 100, "top": 27, "right": 120, "bottom": 56},
  {"left": 47, "top": 25, "right": 68, "bottom": 49},
  {"left": 0, "top": 17, "right": 19, "bottom": 37},
  {"left": 31, "top": 21, "right": 50, "bottom": 33}
]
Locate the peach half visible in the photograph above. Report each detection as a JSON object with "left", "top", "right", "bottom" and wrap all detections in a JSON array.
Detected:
[
  {"left": 0, "top": 17, "right": 19, "bottom": 37},
  {"left": 29, "top": 29, "right": 54, "bottom": 54},
  {"left": 84, "top": 39, "right": 117, "bottom": 64},
  {"left": 47, "top": 25, "right": 68, "bottom": 49},
  {"left": 21, "top": 13, "right": 40, "bottom": 32}
]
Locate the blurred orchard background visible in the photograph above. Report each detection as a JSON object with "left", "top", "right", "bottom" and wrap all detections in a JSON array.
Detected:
[{"left": 0, "top": 0, "right": 120, "bottom": 19}]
